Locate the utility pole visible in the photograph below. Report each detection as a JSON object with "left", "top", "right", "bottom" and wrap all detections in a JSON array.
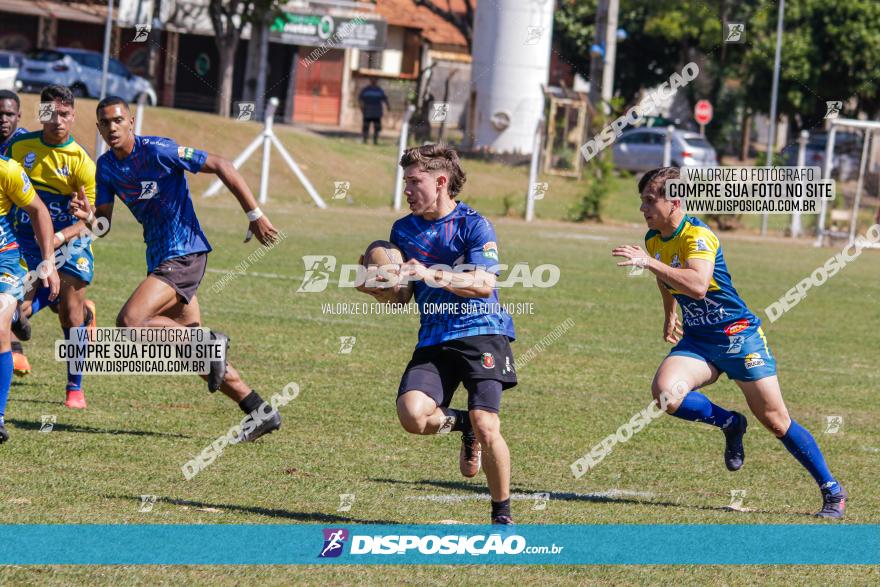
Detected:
[
  {"left": 761, "top": 0, "right": 785, "bottom": 236},
  {"left": 588, "top": 0, "right": 619, "bottom": 114}
]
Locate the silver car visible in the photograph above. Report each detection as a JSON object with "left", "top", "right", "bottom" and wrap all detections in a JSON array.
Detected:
[
  {"left": 613, "top": 127, "right": 718, "bottom": 171},
  {"left": 0, "top": 50, "right": 23, "bottom": 91},
  {"left": 17, "top": 48, "right": 156, "bottom": 105}
]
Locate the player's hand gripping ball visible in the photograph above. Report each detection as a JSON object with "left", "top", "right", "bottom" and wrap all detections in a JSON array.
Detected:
[{"left": 356, "top": 240, "right": 413, "bottom": 304}]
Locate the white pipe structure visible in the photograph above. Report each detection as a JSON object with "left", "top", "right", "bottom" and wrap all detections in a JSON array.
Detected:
[
  {"left": 814, "top": 125, "right": 837, "bottom": 246},
  {"left": 849, "top": 131, "right": 872, "bottom": 243},
  {"left": 134, "top": 91, "right": 148, "bottom": 136},
  {"left": 662, "top": 125, "right": 674, "bottom": 167},
  {"left": 791, "top": 129, "right": 808, "bottom": 238},
  {"left": 524, "top": 116, "right": 544, "bottom": 222},
  {"left": 393, "top": 105, "right": 416, "bottom": 211},
  {"left": 814, "top": 118, "right": 880, "bottom": 247},
  {"left": 203, "top": 97, "right": 326, "bottom": 209}
]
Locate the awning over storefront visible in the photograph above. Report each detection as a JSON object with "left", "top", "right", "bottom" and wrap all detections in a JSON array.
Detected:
[{"left": 0, "top": 0, "right": 106, "bottom": 24}]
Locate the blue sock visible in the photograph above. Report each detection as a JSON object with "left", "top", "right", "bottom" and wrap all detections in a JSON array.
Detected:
[
  {"left": 62, "top": 325, "right": 86, "bottom": 392},
  {"left": 30, "top": 287, "right": 58, "bottom": 316},
  {"left": 779, "top": 419, "right": 840, "bottom": 494},
  {"left": 670, "top": 391, "right": 735, "bottom": 428},
  {"left": 0, "top": 351, "right": 13, "bottom": 420}
]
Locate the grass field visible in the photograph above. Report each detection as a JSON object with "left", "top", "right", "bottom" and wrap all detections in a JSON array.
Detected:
[
  {"left": 14, "top": 94, "right": 878, "bottom": 234},
  {"left": 0, "top": 181, "right": 877, "bottom": 584}
]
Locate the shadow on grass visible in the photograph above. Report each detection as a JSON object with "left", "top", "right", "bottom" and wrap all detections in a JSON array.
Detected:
[
  {"left": 6, "top": 418, "right": 190, "bottom": 439},
  {"left": 370, "top": 478, "right": 799, "bottom": 517},
  {"left": 104, "top": 494, "right": 398, "bottom": 525},
  {"left": 10, "top": 396, "right": 62, "bottom": 403}
]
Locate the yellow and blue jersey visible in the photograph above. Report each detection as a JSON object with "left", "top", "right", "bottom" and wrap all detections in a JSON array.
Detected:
[
  {"left": 645, "top": 215, "right": 758, "bottom": 340},
  {"left": 7, "top": 131, "right": 96, "bottom": 240},
  {"left": 0, "top": 154, "right": 36, "bottom": 252},
  {"left": 390, "top": 201, "right": 515, "bottom": 348}
]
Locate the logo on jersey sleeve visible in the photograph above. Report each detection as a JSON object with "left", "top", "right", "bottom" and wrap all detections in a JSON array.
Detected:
[
  {"left": 20, "top": 170, "right": 31, "bottom": 193},
  {"left": 693, "top": 237, "right": 710, "bottom": 252},
  {"left": 139, "top": 180, "right": 159, "bottom": 200},
  {"left": 178, "top": 146, "right": 195, "bottom": 160},
  {"left": 482, "top": 241, "right": 498, "bottom": 260},
  {"left": 744, "top": 353, "right": 765, "bottom": 369},
  {"left": 23, "top": 152, "right": 36, "bottom": 169}
]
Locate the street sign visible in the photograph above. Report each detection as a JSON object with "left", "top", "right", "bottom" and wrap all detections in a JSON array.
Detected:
[
  {"left": 695, "top": 100, "right": 713, "bottom": 124},
  {"left": 695, "top": 100, "right": 713, "bottom": 135}
]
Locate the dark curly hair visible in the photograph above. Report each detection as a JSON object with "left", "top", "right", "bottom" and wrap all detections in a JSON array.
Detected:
[{"left": 399, "top": 143, "right": 467, "bottom": 197}]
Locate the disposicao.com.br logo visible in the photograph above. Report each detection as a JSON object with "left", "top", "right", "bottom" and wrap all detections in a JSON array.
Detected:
[
  {"left": 297, "top": 255, "right": 560, "bottom": 293},
  {"left": 318, "top": 528, "right": 563, "bottom": 558}
]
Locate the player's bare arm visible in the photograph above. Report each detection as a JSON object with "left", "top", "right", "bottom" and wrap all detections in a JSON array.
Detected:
[
  {"left": 199, "top": 154, "right": 279, "bottom": 246},
  {"left": 656, "top": 278, "right": 682, "bottom": 344},
  {"left": 21, "top": 196, "right": 60, "bottom": 299},
  {"left": 400, "top": 258, "right": 495, "bottom": 298},
  {"left": 612, "top": 244, "right": 713, "bottom": 299}
]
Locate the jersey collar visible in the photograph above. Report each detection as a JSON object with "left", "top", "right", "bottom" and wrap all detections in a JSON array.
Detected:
[
  {"left": 661, "top": 214, "right": 689, "bottom": 242},
  {"left": 39, "top": 131, "right": 74, "bottom": 148}
]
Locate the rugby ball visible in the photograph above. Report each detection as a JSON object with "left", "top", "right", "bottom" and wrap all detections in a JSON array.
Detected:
[{"left": 362, "top": 240, "right": 412, "bottom": 303}]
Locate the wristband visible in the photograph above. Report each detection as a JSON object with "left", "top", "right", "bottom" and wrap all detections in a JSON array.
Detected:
[
  {"left": 246, "top": 208, "right": 263, "bottom": 222},
  {"left": 86, "top": 211, "right": 96, "bottom": 225},
  {"left": 54, "top": 231, "right": 66, "bottom": 245}
]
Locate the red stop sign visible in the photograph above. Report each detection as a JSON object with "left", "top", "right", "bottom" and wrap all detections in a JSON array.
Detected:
[{"left": 695, "top": 100, "right": 713, "bottom": 125}]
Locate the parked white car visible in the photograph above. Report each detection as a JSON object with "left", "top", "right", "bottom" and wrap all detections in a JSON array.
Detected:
[{"left": 0, "top": 50, "right": 24, "bottom": 92}]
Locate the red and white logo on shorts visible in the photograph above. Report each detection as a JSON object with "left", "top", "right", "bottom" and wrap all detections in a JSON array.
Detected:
[{"left": 481, "top": 353, "right": 495, "bottom": 369}]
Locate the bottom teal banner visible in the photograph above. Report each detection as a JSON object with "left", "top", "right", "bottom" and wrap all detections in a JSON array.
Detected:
[{"left": 0, "top": 524, "right": 877, "bottom": 565}]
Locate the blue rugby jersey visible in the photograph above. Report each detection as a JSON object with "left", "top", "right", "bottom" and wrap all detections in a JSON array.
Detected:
[
  {"left": 96, "top": 136, "right": 211, "bottom": 272},
  {"left": 390, "top": 201, "right": 515, "bottom": 348},
  {"left": 645, "top": 215, "right": 759, "bottom": 340},
  {"left": 0, "top": 127, "right": 28, "bottom": 156}
]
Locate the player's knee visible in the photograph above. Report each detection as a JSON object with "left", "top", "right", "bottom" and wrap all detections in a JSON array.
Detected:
[
  {"left": 116, "top": 310, "right": 143, "bottom": 328},
  {"left": 758, "top": 410, "right": 791, "bottom": 437},
  {"left": 470, "top": 410, "right": 501, "bottom": 445},
  {"left": 651, "top": 379, "right": 684, "bottom": 414},
  {"left": 396, "top": 405, "right": 427, "bottom": 435}
]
